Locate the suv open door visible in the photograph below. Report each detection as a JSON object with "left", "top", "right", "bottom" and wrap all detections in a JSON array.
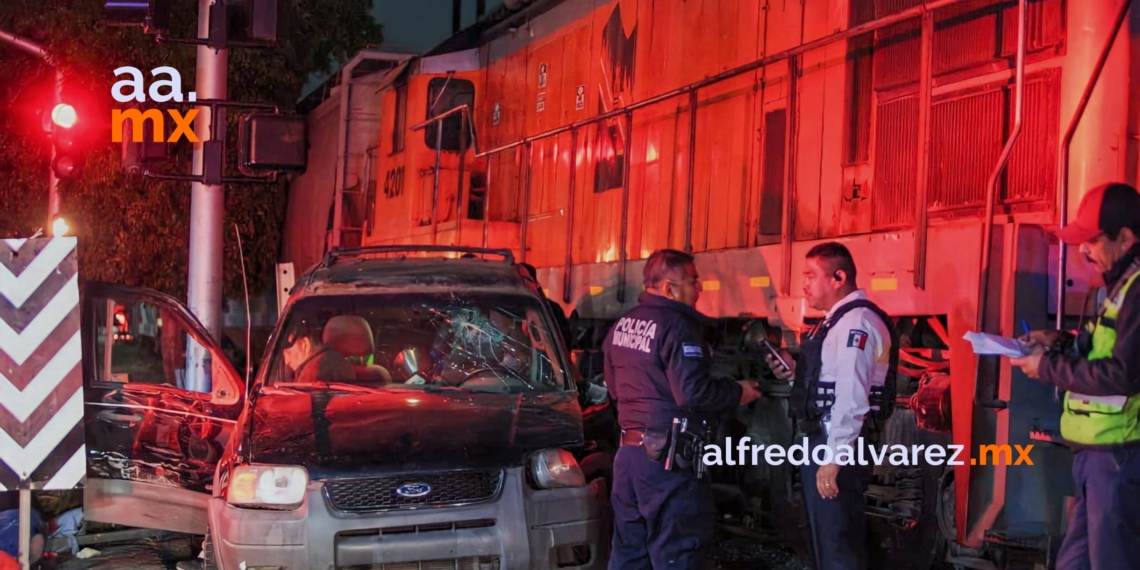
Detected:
[{"left": 79, "top": 282, "right": 245, "bottom": 535}]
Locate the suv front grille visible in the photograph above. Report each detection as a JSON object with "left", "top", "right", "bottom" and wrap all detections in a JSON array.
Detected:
[
  {"left": 340, "top": 556, "right": 500, "bottom": 570},
  {"left": 324, "top": 470, "right": 504, "bottom": 512}
]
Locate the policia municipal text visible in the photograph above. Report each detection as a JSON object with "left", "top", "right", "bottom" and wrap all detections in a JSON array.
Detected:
[
  {"left": 1010, "top": 182, "right": 1140, "bottom": 570},
  {"left": 603, "top": 249, "right": 762, "bottom": 569}
]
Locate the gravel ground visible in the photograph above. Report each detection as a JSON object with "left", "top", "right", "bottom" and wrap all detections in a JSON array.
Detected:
[
  {"left": 33, "top": 533, "right": 810, "bottom": 570},
  {"left": 705, "top": 534, "right": 813, "bottom": 570},
  {"left": 39, "top": 537, "right": 194, "bottom": 570}
]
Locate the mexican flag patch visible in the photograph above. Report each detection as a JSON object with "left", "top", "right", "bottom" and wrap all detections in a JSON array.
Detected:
[{"left": 846, "top": 329, "right": 868, "bottom": 350}]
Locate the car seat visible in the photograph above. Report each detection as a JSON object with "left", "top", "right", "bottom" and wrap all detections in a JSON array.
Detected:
[{"left": 322, "top": 315, "right": 392, "bottom": 384}]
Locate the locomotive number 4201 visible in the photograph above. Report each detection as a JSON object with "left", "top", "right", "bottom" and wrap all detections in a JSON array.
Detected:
[{"left": 383, "top": 166, "right": 404, "bottom": 199}]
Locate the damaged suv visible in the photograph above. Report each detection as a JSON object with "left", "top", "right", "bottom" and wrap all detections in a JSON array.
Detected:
[{"left": 79, "top": 247, "right": 615, "bottom": 570}]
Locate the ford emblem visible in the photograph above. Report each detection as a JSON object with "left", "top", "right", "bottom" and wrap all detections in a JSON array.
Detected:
[{"left": 395, "top": 482, "right": 431, "bottom": 499}]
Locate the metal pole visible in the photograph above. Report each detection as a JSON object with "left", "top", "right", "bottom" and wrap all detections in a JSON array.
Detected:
[
  {"left": 1055, "top": 0, "right": 1133, "bottom": 329},
  {"left": 48, "top": 68, "right": 62, "bottom": 231},
  {"left": 0, "top": 30, "right": 49, "bottom": 59},
  {"left": 431, "top": 121, "right": 443, "bottom": 246},
  {"left": 564, "top": 127, "right": 578, "bottom": 305},
  {"left": 0, "top": 31, "right": 61, "bottom": 232},
  {"left": 781, "top": 54, "right": 800, "bottom": 297},
  {"left": 18, "top": 488, "right": 29, "bottom": 570},
  {"left": 483, "top": 158, "right": 492, "bottom": 249},
  {"left": 913, "top": 11, "right": 933, "bottom": 290},
  {"left": 186, "top": 0, "right": 228, "bottom": 392},
  {"left": 520, "top": 142, "right": 533, "bottom": 263},
  {"left": 457, "top": 111, "right": 467, "bottom": 246},
  {"left": 617, "top": 112, "right": 633, "bottom": 304},
  {"left": 684, "top": 90, "right": 698, "bottom": 253},
  {"left": 976, "top": 0, "right": 1026, "bottom": 333}
]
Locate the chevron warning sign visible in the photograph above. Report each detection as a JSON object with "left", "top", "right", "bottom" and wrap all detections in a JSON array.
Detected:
[{"left": 0, "top": 237, "right": 85, "bottom": 491}]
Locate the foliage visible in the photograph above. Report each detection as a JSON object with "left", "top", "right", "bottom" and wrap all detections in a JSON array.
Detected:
[{"left": 0, "top": 0, "right": 383, "bottom": 299}]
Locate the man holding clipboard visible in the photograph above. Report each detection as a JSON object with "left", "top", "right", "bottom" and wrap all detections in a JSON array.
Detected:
[{"left": 1009, "top": 182, "right": 1140, "bottom": 570}]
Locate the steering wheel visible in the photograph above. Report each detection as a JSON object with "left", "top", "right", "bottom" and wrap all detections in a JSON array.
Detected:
[{"left": 458, "top": 368, "right": 514, "bottom": 392}]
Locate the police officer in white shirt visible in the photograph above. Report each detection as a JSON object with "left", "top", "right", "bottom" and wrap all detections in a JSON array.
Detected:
[{"left": 765, "top": 242, "right": 895, "bottom": 570}]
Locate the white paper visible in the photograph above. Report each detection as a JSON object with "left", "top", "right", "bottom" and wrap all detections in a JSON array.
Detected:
[{"left": 963, "top": 331, "right": 1030, "bottom": 357}]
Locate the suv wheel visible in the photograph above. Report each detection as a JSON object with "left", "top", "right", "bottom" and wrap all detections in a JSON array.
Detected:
[{"left": 581, "top": 451, "right": 614, "bottom": 487}]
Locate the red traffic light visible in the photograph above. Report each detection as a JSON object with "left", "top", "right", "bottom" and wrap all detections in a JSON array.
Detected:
[
  {"left": 52, "top": 156, "right": 78, "bottom": 179},
  {"left": 51, "top": 103, "right": 77, "bottom": 129},
  {"left": 50, "top": 128, "right": 83, "bottom": 179}
]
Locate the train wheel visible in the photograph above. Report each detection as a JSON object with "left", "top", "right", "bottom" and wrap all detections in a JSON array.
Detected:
[{"left": 865, "top": 409, "right": 955, "bottom": 570}]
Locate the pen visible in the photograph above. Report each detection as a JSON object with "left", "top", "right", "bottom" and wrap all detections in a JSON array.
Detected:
[{"left": 1021, "top": 319, "right": 1030, "bottom": 336}]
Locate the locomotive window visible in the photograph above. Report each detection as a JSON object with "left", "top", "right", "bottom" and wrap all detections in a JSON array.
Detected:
[
  {"left": 424, "top": 77, "right": 475, "bottom": 153},
  {"left": 392, "top": 83, "right": 407, "bottom": 154}
]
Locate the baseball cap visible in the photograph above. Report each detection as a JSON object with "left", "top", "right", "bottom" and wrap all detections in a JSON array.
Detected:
[{"left": 1055, "top": 183, "right": 1140, "bottom": 245}]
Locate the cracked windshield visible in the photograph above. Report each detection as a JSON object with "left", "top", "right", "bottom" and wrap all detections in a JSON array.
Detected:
[{"left": 266, "top": 293, "right": 567, "bottom": 394}]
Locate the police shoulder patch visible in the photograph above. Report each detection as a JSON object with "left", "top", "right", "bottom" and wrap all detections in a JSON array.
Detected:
[
  {"left": 682, "top": 343, "right": 704, "bottom": 358},
  {"left": 846, "top": 329, "right": 869, "bottom": 350}
]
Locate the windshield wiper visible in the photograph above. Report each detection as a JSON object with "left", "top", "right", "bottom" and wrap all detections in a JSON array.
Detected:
[
  {"left": 271, "top": 382, "right": 379, "bottom": 394},
  {"left": 421, "top": 384, "right": 461, "bottom": 393},
  {"left": 420, "top": 384, "right": 512, "bottom": 395}
]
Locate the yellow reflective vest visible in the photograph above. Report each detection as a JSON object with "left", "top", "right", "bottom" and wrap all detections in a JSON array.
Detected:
[{"left": 1061, "top": 263, "right": 1140, "bottom": 446}]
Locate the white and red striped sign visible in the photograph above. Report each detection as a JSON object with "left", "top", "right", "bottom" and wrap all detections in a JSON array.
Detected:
[{"left": 0, "top": 237, "right": 85, "bottom": 491}]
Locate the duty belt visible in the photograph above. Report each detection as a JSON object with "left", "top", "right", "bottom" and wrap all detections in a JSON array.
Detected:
[{"left": 621, "top": 429, "right": 647, "bottom": 447}]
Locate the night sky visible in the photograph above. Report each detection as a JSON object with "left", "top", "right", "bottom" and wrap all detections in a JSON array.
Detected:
[
  {"left": 302, "top": 0, "right": 505, "bottom": 99},
  {"left": 374, "top": 0, "right": 506, "bottom": 53}
]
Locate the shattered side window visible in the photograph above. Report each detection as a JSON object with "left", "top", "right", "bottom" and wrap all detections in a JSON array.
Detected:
[
  {"left": 265, "top": 293, "right": 568, "bottom": 393},
  {"left": 88, "top": 297, "right": 208, "bottom": 389}
]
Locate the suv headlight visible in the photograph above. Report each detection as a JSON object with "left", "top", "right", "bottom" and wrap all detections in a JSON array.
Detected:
[
  {"left": 529, "top": 449, "right": 586, "bottom": 489},
  {"left": 227, "top": 464, "right": 308, "bottom": 509}
]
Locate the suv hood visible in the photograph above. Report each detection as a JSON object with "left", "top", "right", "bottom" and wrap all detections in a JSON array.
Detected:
[{"left": 247, "top": 387, "right": 585, "bottom": 475}]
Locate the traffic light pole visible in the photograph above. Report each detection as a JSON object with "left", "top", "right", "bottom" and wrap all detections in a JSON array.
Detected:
[
  {"left": 185, "top": 0, "right": 227, "bottom": 393},
  {"left": 48, "top": 69, "right": 62, "bottom": 228},
  {"left": 0, "top": 30, "right": 62, "bottom": 233}
]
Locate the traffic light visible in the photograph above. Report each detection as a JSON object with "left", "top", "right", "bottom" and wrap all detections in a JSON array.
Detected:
[
  {"left": 48, "top": 103, "right": 84, "bottom": 180},
  {"left": 51, "top": 216, "right": 70, "bottom": 237},
  {"left": 104, "top": 1, "right": 170, "bottom": 35},
  {"left": 238, "top": 112, "right": 307, "bottom": 175},
  {"left": 51, "top": 103, "right": 77, "bottom": 129},
  {"left": 119, "top": 108, "right": 169, "bottom": 176},
  {"left": 209, "top": 0, "right": 278, "bottom": 48}
]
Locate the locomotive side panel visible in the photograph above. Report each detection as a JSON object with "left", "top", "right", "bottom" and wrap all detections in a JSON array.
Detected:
[{"left": 370, "top": 77, "right": 417, "bottom": 244}]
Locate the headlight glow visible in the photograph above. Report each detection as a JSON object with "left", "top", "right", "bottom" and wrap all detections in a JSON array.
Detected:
[
  {"left": 226, "top": 465, "right": 308, "bottom": 509},
  {"left": 530, "top": 449, "right": 586, "bottom": 489}
]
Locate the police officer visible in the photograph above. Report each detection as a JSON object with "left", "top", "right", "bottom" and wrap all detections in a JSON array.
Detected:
[
  {"left": 765, "top": 242, "right": 894, "bottom": 570},
  {"left": 1009, "top": 182, "right": 1140, "bottom": 570},
  {"left": 604, "top": 249, "right": 762, "bottom": 569},
  {"left": 520, "top": 262, "right": 576, "bottom": 348}
]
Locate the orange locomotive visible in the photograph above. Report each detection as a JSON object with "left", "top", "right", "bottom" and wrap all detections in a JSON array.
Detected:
[{"left": 359, "top": 0, "right": 1136, "bottom": 567}]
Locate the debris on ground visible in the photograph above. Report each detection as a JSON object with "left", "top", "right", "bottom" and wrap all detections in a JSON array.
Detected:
[
  {"left": 39, "top": 536, "right": 194, "bottom": 570},
  {"left": 75, "top": 548, "right": 99, "bottom": 559},
  {"left": 30, "top": 528, "right": 813, "bottom": 569},
  {"left": 706, "top": 534, "right": 813, "bottom": 570}
]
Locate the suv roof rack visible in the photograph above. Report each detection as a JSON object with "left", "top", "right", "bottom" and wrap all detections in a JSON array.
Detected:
[{"left": 320, "top": 245, "right": 516, "bottom": 267}]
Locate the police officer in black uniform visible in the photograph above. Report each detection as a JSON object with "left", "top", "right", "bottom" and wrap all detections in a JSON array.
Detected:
[
  {"left": 765, "top": 242, "right": 896, "bottom": 570},
  {"left": 604, "top": 249, "right": 762, "bottom": 569},
  {"left": 520, "top": 262, "right": 575, "bottom": 348}
]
